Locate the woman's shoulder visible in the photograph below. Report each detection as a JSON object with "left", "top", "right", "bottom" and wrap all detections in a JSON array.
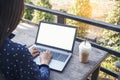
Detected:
[{"left": 0, "top": 38, "right": 28, "bottom": 54}]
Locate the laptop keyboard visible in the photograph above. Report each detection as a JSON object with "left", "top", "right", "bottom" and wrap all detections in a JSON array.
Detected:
[{"left": 38, "top": 48, "right": 69, "bottom": 62}]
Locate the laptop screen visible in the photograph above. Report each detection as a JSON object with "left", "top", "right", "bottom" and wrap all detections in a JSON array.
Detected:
[{"left": 36, "top": 22, "right": 77, "bottom": 51}]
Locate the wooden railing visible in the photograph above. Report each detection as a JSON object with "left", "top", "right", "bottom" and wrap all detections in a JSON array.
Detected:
[{"left": 24, "top": 3, "right": 120, "bottom": 78}]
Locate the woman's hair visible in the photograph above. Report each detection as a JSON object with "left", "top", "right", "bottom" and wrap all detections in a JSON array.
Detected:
[{"left": 0, "top": 0, "right": 24, "bottom": 47}]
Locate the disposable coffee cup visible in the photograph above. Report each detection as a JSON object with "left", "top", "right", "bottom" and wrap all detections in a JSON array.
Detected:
[{"left": 79, "top": 41, "right": 92, "bottom": 63}]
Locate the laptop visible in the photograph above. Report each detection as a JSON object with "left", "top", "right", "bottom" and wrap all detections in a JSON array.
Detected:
[{"left": 31, "top": 21, "right": 77, "bottom": 71}]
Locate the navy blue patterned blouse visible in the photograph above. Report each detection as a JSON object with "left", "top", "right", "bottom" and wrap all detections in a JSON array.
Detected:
[{"left": 0, "top": 36, "right": 50, "bottom": 80}]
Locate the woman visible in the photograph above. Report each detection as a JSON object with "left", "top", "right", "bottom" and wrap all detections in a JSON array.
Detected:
[{"left": 0, "top": 0, "right": 52, "bottom": 80}]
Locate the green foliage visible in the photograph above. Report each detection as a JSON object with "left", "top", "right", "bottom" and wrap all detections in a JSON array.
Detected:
[
  {"left": 23, "top": 0, "right": 34, "bottom": 20},
  {"left": 100, "top": 30, "right": 120, "bottom": 51},
  {"left": 101, "top": 1, "right": 120, "bottom": 51},
  {"left": 32, "top": 0, "right": 54, "bottom": 23},
  {"left": 100, "top": 54, "right": 120, "bottom": 79},
  {"left": 99, "top": 1, "right": 120, "bottom": 78},
  {"left": 66, "top": 0, "right": 92, "bottom": 37},
  {"left": 106, "top": 1, "right": 120, "bottom": 25}
]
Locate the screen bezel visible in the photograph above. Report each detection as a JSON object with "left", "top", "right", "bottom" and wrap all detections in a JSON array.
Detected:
[{"left": 35, "top": 21, "right": 77, "bottom": 53}]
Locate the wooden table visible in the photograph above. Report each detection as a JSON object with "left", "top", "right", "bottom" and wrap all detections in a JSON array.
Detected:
[
  {"left": 50, "top": 41, "right": 108, "bottom": 80},
  {"left": 12, "top": 24, "right": 108, "bottom": 80}
]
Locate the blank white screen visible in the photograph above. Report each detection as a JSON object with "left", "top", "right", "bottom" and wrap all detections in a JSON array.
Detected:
[{"left": 36, "top": 22, "right": 76, "bottom": 51}]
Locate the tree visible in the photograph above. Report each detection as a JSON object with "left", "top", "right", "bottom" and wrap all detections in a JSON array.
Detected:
[
  {"left": 23, "top": 0, "right": 34, "bottom": 20},
  {"left": 66, "top": 0, "right": 92, "bottom": 37},
  {"left": 32, "top": 0, "right": 54, "bottom": 23},
  {"left": 100, "top": 1, "right": 120, "bottom": 77},
  {"left": 101, "top": 1, "right": 120, "bottom": 51}
]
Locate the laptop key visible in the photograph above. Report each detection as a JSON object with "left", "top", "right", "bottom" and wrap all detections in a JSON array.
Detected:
[
  {"left": 58, "top": 54, "right": 69, "bottom": 62},
  {"left": 38, "top": 48, "right": 59, "bottom": 60},
  {"left": 52, "top": 52, "right": 60, "bottom": 60},
  {"left": 51, "top": 51, "right": 69, "bottom": 62},
  {"left": 38, "top": 48, "right": 46, "bottom": 52},
  {"left": 38, "top": 48, "right": 68, "bottom": 62}
]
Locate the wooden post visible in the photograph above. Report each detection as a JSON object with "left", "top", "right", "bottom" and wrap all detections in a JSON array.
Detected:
[
  {"left": 57, "top": 10, "right": 66, "bottom": 24},
  {"left": 91, "top": 66, "right": 100, "bottom": 80},
  {"left": 118, "top": 75, "right": 120, "bottom": 80}
]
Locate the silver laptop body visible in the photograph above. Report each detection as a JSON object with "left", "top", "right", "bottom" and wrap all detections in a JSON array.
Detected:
[{"left": 32, "top": 21, "right": 77, "bottom": 71}]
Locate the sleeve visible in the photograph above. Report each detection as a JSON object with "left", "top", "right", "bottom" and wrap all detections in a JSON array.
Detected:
[
  {"left": 39, "top": 64, "right": 50, "bottom": 80},
  {"left": 8, "top": 33, "right": 15, "bottom": 39},
  {"left": 15, "top": 46, "right": 50, "bottom": 80}
]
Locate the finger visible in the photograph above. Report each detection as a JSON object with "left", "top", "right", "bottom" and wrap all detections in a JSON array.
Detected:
[
  {"left": 32, "top": 47, "right": 37, "bottom": 50},
  {"left": 46, "top": 50, "right": 50, "bottom": 53},
  {"left": 40, "top": 51, "right": 45, "bottom": 55},
  {"left": 46, "top": 50, "right": 52, "bottom": 58},
  {"left": 35, "top": 52, "right": 40, "bottom": 56},
  {"left": 32, "top": 52, "right": 40, "bottom": 58},
  {"left": 32, "top": 47, "right": 41, "bottom": 52},
  {"left": 32, "top": 50, "right": 40, "bottom": 54}
]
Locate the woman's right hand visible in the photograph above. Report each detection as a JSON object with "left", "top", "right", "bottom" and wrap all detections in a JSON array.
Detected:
[{"left": 40, "top": 50, "right": 52, "bottom": 65}]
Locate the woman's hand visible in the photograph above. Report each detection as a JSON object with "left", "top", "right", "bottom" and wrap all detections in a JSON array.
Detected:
[
  {"left": 29, "top": 47, "right": 40, "bottom": 58},
  {"left": 40, "top": 50, "right": 52, "bottom": 65}
]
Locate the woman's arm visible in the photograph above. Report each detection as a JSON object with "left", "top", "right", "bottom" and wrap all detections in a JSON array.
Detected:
[{"left": 15, "top": 46, "right": 51, "bottom": 80}]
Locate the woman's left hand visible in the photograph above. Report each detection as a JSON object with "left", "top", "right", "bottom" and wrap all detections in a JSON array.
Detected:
[{"left": 29, "top": 47, "right": 40, "bottom": 58}]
